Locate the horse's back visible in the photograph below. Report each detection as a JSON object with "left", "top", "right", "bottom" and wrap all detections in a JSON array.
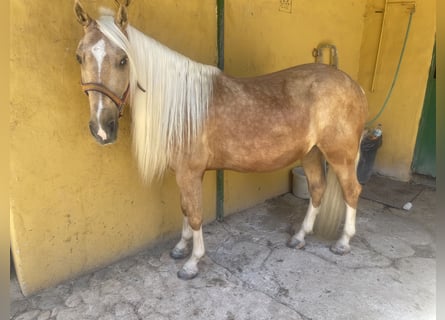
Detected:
[
  {"left": 205, "top": 63, "right": 367, "bottom": 171},
  {"left": 213, "top": 63, "right": 367, "bottom": 123}
]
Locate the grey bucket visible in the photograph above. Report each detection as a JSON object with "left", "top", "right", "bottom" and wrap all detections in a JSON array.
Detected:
[{"left": 292, "top": 167, "right": 310, "bottom": 199}]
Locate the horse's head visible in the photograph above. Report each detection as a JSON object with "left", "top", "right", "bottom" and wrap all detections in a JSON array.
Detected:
[{"left": 74, "top": 0, "right": 132, "bottom": 145}]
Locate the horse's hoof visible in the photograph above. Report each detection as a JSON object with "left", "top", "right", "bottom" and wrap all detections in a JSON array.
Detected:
[
  {"left": 177, "top": 268, "right": 198, "bottom": 280},
  {"left": 330, "top": 243, "right": 351, "bottom": 255},
  {"left": 170, "top": 247, "right": 190, "bottom": 260},
  {"left": 287, "top": 237, "right": 306, "bottom": 249}
]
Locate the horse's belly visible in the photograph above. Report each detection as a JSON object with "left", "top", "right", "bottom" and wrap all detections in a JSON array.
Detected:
[{"left": 207, "top": 134, "right": 310, "bottom": 172}]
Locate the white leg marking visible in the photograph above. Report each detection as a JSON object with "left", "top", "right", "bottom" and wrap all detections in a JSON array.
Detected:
[
  {"left": 336, "top": 203, "right": 356, "bottom": 247},
  {"left": 96, "top": 96, "right": 107, "bottom": 140},
  {"left": 91, "top": 39, "right": 108, "bottom": 140},
  {"left": 174, "top": 217, "right": 193, "bottom": 252},
  {"left": 295, "top": 199, "right": 320, "bottom": 242},
  {"left": 182, "top": 227, "right": 205, "bottom": 275},
  {"left": 97, "top": 126, "right": 108, "bottom": 140}
]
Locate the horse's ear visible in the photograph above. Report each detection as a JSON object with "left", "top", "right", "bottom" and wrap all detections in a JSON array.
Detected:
[
  {"left": 115, "top": 4, "right": 129, "bottom": 30},
  {"left": 74, "top": 0, "right": 92, "bottom": 27}
]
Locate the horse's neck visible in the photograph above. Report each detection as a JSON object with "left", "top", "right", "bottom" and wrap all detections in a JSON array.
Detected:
[{"left": 127, "top": 25, "right": 221, "bottom": 183}]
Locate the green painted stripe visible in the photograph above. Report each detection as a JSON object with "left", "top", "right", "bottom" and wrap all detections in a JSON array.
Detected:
[{"left": 216, "top": 0, "right": 225, "bottom": 222}]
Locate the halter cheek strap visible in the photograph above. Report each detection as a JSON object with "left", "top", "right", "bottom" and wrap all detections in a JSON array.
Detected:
[{"left": 81, "top": 82, "right": 130, "bottom": 118}]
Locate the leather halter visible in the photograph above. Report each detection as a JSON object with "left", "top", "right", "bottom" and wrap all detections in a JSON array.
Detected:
[{"left": 81, "top": 82, "right": 130, "bottom": 117}]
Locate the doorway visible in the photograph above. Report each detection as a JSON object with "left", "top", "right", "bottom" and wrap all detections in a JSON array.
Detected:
[{"left": 412, "top": 43, "right": 436, "bottom": 177}]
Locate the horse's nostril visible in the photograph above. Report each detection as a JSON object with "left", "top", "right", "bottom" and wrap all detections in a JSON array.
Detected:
[
  {"left": 89, "top": 122, "right": 96, "bottom": 136},
  {"left": 108, "top": 120, "right": 116, "bottom": 132}
]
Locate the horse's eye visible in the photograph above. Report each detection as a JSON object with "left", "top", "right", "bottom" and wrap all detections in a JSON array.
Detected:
[
  {"left": 120, "top": 56, "right": 128, "bottom": 66},
  {"left": 76, "top": 54, "right": 82, "bottom": 64}
]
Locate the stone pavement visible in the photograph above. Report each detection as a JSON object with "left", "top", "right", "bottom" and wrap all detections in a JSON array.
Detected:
[{"left": 10, "top": 177, "right": 436, "bottom": 320}]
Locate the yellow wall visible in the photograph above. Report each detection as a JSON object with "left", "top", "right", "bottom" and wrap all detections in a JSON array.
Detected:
[
  {"left": 225, "top": 0, "right": 365, "bottom": 77},
  {"left": 358, "top": 0, "right": 436, "bottom": 180}
]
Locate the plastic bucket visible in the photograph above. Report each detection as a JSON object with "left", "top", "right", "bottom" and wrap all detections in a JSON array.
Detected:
[
  {"left": 292, "top": 167, "right": 310, "bottom": 199},
  {"left": 357, "top": 134, "right": 383, "bottom": 184}
]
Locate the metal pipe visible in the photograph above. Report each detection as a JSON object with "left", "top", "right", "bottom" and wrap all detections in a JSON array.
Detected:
[
  {"left": 217, "top": 0, "right": 224, "bottom": 71},
  {"left": 371, "top": 0, "right": 389, "bottom": 92},
  {"left": 371, "top": 0, "right": 416, "bottom": 92},
  {"left": 216, "top": 0, "right": 225, "bottom": 222},
  {"left": 387, "top": 1, "right": 416, "bottom": 4},
  {"left": 366, "top": 5, "right": 415, "bottom": 125}
]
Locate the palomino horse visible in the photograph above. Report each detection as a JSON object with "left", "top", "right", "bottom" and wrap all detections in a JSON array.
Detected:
[{"left": 74, "top": 0, "right": 367, "bottom": 280}]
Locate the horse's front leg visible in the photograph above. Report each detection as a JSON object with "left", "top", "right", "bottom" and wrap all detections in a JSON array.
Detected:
[
  {"left": 173, "top": 170, "right": 205, "bottom": 280},
  {"left": 178, "top": 224, "right": 205, "bottom": 280}
]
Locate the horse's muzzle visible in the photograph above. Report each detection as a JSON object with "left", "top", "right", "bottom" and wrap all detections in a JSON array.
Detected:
[{"left": 89, "top": 120, "right": 118, "bottom": 145}]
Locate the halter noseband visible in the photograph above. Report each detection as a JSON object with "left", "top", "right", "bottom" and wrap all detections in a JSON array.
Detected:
[{"left": 81, "top": 82, "right": 130, "bottom": 118}]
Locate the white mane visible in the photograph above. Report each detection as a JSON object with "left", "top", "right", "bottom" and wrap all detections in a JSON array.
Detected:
[{"left": 96, "top": 15, "right": 220, "bottom": 183}]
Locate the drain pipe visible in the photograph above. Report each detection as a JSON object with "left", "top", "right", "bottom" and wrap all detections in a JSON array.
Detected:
[
  {"left": 216, "top": 0, "right": 225, "bottom": 222},
  {"left": 367, "top": 2, "right": 415, "bottom": 125}
]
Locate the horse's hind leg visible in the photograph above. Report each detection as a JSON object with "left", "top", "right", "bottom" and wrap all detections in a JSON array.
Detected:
[
  {"left": 328, "top": 153, "right": 362, "bottom": 255},
  {"left": 287, "top": 146, "right": 326, "bottom": 249},
  {"left": 331, "top": 202, "right": 357, "bottom": 255}
]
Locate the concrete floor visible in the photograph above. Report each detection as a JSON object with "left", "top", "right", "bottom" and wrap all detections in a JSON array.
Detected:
[{"left": 10, "top": 176, "right": 436, "bottom": 320}]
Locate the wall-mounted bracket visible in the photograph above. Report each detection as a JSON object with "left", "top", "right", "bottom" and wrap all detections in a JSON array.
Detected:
[{"left": 313, "top": 43, "right": 338, "bottom": 68}]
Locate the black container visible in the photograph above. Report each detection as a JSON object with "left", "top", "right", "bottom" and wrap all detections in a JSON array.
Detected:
[{"left": 357, "top": 134, "right": 383, "bottom": 184}]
